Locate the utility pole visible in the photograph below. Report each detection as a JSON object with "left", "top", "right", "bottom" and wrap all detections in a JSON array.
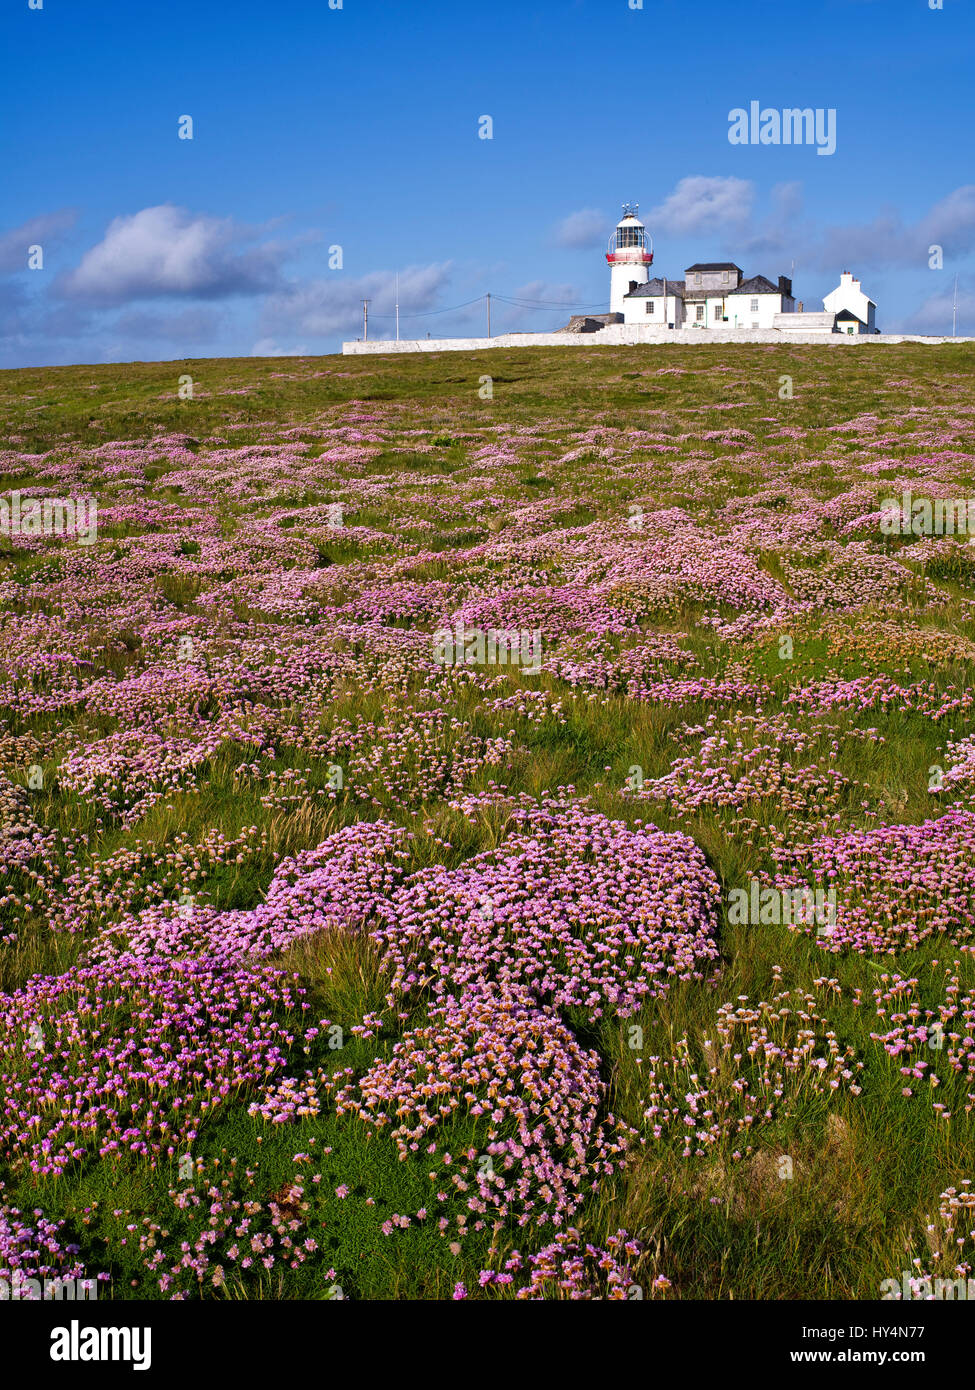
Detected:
[
  {"left": 953, "top": 274, "right": 958, "bottom": 338},
  {"left": 486, "top": 293, "right": 491, "bottom": 339},
  {"left": 395, "top": 274, "right": 400, "bottom": 342},
  {"left": 362, "top": 299, "right": 370, "bottom": 341}
]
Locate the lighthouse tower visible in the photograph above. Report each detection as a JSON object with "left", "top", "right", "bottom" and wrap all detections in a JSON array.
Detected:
[{"left": 607, "top": 204, "right": 653, "bottom": 317}]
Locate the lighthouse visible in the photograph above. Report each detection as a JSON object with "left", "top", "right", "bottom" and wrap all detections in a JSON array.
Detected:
[{"left": 607, "top": 204, "right": 653, "bottom": 317}]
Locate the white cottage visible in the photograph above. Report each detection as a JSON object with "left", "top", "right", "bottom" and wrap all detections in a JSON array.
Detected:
[
  {"left": 823, "top": 271, "right": 878, "bottom": 333},
  {"left": 620, "top": 261, "right": 796, "bottom": 329}
]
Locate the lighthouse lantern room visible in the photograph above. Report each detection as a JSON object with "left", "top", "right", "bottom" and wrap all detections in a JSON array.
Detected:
[{"left": 607, "top": 204, "right": 653, "bottom": 317}]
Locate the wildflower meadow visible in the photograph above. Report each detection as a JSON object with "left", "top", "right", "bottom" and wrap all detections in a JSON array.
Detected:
[{"left": 1, "top": 342, "right": 975, "bottom": 1303}]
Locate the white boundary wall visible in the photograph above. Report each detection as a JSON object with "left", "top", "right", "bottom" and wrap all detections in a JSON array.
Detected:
[{"left": 344, "top": 328, "right": 974, "bottom": 354}]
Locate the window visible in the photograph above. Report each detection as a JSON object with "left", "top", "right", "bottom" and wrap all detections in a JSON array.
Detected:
[
  {"left": 752, "top": 322, "right": 759, "bottom": 329},
  {"left": 722, "top": 271, "right": 729, "bottom": 283},
  {"left": 645, "top": 301, "right": 654, "bottom": 314},
  {"left": 696, "top": 305, "right": 705, "bottom": 321},
  {"left": 693, "top": 274, "right": 701, "bottom": 286},
  {"left": 617, "top": 225, "right": 644, "bottom": 248},
  {"left": 750, "top": 298, "right": 759, "bottom": 312}
]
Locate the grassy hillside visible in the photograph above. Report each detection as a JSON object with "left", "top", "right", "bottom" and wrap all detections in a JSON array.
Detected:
[{"left": 1, "top": 342, "right": 974, "bottom": 1300}]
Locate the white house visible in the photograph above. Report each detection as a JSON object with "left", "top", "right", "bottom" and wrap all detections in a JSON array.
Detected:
[
  {"left": 620, "top": 260, "right": 796, "bottom": 329},
  {"left": 622, "top": 277, "right": 684, "bottom": 329},
  {"left": 824, "top": 271, "right": 878, "bottom": 333},
  {"left": 604, "top": 208, "right": 797, "bottom": 328},
  {"left": 720, "top": 270, "right": 796, "bottom": 330},
  {"left": 586, "top": 209, "right": 882, "bottom": 336}
]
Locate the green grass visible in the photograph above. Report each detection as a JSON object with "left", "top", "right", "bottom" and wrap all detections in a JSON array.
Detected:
[{"left": 2, "top": 341, "right": 975, "bottom": 1299}]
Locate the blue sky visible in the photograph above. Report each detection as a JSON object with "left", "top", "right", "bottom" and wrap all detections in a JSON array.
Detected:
[{"left": 1, "top": 0, "right": 973, "bottom": 366}]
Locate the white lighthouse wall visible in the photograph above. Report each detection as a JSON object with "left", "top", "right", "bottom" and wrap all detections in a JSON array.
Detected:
[{"left": 610, "top": 261, "right": 650, "bottom": 317}]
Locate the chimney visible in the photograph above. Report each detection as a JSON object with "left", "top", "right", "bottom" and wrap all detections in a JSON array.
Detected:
[{"left": 778, "top": 275, "right": 792, "bottom": 298}]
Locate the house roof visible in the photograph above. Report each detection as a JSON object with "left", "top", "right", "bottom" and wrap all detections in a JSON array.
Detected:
[
  {"left": 831, "top": 279, "right": 876, "bottom": 307},
  {"left": 834, "top": 308, "right": 866, "bottom": 322},
  {"left": 727, "top": 275, "right": 781, "bottom": 296},
  {"left": 684, "top": 262, "right": 741, "bottom": 273},
  {"left": 624, "top": 278, "right": 685, "bottom": 299},
  {"left": 626, "top": 272, "right": 788, "bottom": 301}
]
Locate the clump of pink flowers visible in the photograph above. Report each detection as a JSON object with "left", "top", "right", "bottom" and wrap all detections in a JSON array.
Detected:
[
  {"left": 334, "top": 981, "right": 633, "bottom": 1231},
  {"left": 370, "top": 799, "right": 721, "bottom": 1021},
  {"left": 478, "top": 1228, "right": 661, "bottom": 1300}
]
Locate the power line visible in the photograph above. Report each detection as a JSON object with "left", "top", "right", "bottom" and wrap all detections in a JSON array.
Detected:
[
  {"left": 493, "top": 293, "right": 606, "bottom": 310},
  {"left": 368, "top": 291, "right": 607, "bottom": 321},
  {"left": 368, "top": 294, "right": 488, "bottom": 320}
]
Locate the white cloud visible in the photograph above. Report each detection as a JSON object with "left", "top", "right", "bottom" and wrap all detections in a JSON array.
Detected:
[
  {"left": 0, "top": 209, "right": 78, "bottom": 273},
  {"left": 811, "top": 186, "right": 975, "bottom": 271},
  {"left": 509, "top": 280, "right": 580, "bottom": 304},
  {"left": 261, "top": 262, "right": 453, "bottom": 338},
  {"left": 738, "top": 181, "right": 804, "bottom": 261},
  {"left": 649, "top": 176, "right": 754, "bottom": 236},
  {"left": 771, "top": 181, "right": 804, "bottom": 221},
  {"left": 812, "top": 209, "right": 913, "bottom": 272},
  {"left": 553, "top": 209, "right": 606, "bottom": 249},
  {"left": 920, "top": 186, "right": 975, "bottom": 251},
  {"left": 59, "top": 205, "right": 289, "bottom": 303},
  {"left": 643, "top": 178, "right": 975, "bottom": 296}
]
